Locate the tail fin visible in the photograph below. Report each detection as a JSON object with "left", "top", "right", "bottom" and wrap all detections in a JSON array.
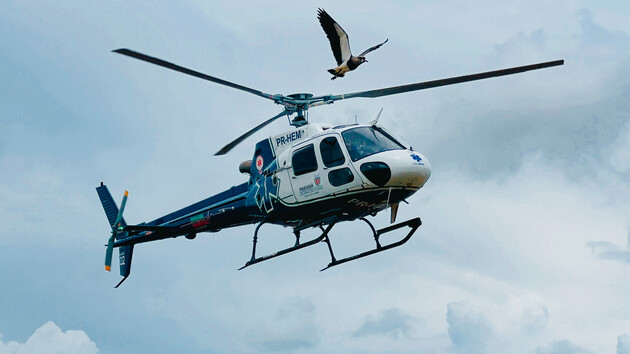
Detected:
[
  {"left": 96, "top": 182, "right": 134, "bottom": 287},
  {"left": 115, "top": 245, "right": 134, "bottom": 288},
  {"left": 96, "top": 182, "right": 127, "bottom": 229}
]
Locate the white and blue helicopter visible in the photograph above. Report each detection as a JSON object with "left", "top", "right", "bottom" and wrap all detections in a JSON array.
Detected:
[{"left": 98, "top": 48, "right": 563, "bottom": 287}]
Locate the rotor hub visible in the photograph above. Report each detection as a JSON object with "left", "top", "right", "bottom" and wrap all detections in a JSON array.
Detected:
[
  {"left": 285, "top": 93, "right": 313, "bottom": 127},
  {"left": 287, "top": 93, "right": 313, "bottom": 101}
]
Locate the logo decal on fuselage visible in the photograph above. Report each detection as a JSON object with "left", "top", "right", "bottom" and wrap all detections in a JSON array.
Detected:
[
  {"left": 348, "top": 198, "right": 388, "bottom": 210},
  {"left": 299, "top": 175, "right": 323, "bottom": 198},
  {"left": 253, "top": 171, "right": 280, "bottom": 214},
  {"left": 275, "top": 130, "right": 304, "bottom": 149},
  {"left": 256, "top": 155, "right": 264, "bottom": 174},
  {"left": 411, "top": 153, "right": 424, "bottom": 166}
]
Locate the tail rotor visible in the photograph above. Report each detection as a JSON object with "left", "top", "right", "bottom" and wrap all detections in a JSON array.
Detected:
[{"left": 105, "top": 190, "right": 128, "bottom": 271}]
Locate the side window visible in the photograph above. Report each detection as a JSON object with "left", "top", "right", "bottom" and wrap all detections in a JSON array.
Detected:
[
  {"left": 328, "top": 167, "right": 354, "bottom": 187},
  {"left": 292, "top": 144, "right": 318, "bottom": 176},
  {"left": 320, "top": 137, "right": 345, "bottom": 168}
]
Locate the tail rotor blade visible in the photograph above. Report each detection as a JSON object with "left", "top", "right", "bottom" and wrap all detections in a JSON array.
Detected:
[
  {"left": 106, "top": 190, "right": 128, "bottom": 272},
  {"left": 113, "top": 191, "right": 128, "bottom": 230},
  {"left": 105, "top": 235, "right": 114, "bottom": 271}
]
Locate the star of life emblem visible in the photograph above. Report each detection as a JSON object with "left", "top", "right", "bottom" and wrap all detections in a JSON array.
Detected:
[{"left": 256, "top": 155, "right": 264, "bottom": 171}]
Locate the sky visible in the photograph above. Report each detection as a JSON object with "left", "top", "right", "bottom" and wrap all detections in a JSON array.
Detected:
[{"left": 1, "top": 0, "right": 630, "bottom": 353}]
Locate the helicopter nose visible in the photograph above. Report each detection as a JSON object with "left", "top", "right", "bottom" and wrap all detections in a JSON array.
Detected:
[
  {"left": 389, "top": 151, "right": 431, "bottom": 188},
  {"left": 359, "top": 150, "right": 431, "bottom": 188}
]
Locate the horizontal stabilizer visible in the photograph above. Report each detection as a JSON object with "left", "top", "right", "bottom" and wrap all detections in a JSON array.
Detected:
[{"left": 124, "top": 225, "right": 178, "bottom": 232}]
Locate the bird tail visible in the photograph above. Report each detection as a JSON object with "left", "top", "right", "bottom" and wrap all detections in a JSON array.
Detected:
[{"left": 328, "top": 69, "right": 343, "bottom": 80}]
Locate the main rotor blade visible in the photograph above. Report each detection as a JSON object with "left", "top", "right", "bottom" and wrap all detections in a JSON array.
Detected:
[
  {"left": 215, "top": 110, "right": 288, "bottom": 155},
  {"left": 113, "top": 48, "right": 276, "bottom": 101},
  {"left": 323, "top": 59, "right": 564, "bottom": 101}
]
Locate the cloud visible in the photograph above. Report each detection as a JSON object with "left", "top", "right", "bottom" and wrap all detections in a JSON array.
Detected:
[
  {"left": 2, "top": 2, "right": 630, "bottom": 354},
  {"left": 445, "top": 295, "right": 551, "bottom": 353},
  {"left": 618, "top": 334, "right": 630, "bottom": 354},
  {"left": 248, "top": 297, "right": 320, "bottom": 352},
  {"left": 446, "top": 301, "right": 494, "bottom": 353},
  {"left": 587, "top": 231, "right": 630, "bottom": 263},
  {"left": 535, "top": 340, "right": 592, "bottom": 354},
  {"left": 406, "top": 8, "right": 630, "bottom": 181},
  {"left": 0, "top": 321, "right": 98, "bottom": 354},
  {"left": 352, "top": 308, "right": 415, "bottom": 339},
  {"left": 607, "top": 121, "right": 630, "bottom": 175}
]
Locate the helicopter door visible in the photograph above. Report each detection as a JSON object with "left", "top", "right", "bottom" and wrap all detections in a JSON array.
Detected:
[
  {"left": 289, "top": 136, "right": 363, "bottom": 204},
  {"left": 318, "top": 135, "right": 363, "bottom": 193},
  {"left": 289, "top": 144, "right": 323, "bottom": 203}
]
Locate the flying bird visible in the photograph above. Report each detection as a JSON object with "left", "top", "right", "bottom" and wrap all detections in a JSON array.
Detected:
[{"left": 317, "top": 8, "right": 388, "bottom": 80}]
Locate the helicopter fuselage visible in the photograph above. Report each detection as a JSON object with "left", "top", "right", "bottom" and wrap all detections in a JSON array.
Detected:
[
  {"left": 244, "top": 123, "right": 431, "bottom": 227},
  {"left": 111, "top": 123, "right": 430, "bottom": 250}
]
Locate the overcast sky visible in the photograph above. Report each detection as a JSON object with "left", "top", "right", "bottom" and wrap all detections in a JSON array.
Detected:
[{"left": 1, "top": 1, "right": 630, "bottom": 353}]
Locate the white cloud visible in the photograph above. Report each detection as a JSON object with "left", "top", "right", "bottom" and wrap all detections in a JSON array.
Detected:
[
  {"left": 248, "top": 297, "right": 320, "bottom": 352},
  {"left": 535, "top": 340, "right": 592, "bottom": 354},
  {"left": 424, "top": 153, "right": 629, "bottom": 352},
  {"left": 446, "top": 294, "right": 550, "bottom": 353},
  {"left": 2, "top": 2, "right": 630, "bottom": 354},
  {"left": 0, "top": 321, "right": 98, "bottom": 354},
  {"left": 587, "top": 231, "right": 630, "bottom": 263},
  {"left": 618, "top": 334, "right": 630, "bottom": 354},
  {"left": 353, "top": 308, "right": 415, "bottom": 339},
  {"left": 447, "top": 301, "right": 494, "bottom": 353},
  {"left": 608, "top": 121, "right": 630, "bottom": 174}
]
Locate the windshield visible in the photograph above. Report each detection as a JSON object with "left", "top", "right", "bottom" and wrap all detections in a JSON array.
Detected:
[{"left": 341, "top": 126, "right": 406, "bottom": 162}]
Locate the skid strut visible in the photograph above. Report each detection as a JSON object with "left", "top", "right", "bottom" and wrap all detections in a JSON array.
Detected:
[
  {"left": 239, "top": 222, "right": 336, "bottom": 270},
  {"left": 320, "top": 217, "right": 421, "bottom": 271}
]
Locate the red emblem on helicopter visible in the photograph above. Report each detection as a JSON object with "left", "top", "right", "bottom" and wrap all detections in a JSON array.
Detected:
[{"left": 256, "top": 155, "right": 264, "bottom": 174}]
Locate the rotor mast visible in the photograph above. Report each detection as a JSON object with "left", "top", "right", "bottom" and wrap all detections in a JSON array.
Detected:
[{"left": 286, "top": 93, "right": 313, "bottom": 127}]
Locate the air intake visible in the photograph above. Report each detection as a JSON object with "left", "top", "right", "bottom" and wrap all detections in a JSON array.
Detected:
[{"left": 360, "top": 162, "right": 391, "bottom": 187}]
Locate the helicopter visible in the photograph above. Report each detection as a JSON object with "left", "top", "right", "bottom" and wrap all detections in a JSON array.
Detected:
[{"left": 97, "top": 48, "right": 563, "bottom": 287}]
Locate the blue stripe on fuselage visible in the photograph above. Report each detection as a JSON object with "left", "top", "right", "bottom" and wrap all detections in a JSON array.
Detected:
[{"left": 147, "top": 182, "right": 249, "bottom": 226}]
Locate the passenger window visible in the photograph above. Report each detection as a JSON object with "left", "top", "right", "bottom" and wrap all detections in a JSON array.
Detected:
[
  {"left": 320, "top": 137, "right": 345, "bottom": 168},
  {"left": 328, "top": 167, "right": 354, "bottom": 187},
  {"left": 292, "top": 145, "right": 318, "bottom": 176}
]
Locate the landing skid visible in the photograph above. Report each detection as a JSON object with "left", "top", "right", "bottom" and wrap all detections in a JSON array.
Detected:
[
  {"left": 238, "top": 222, "right": 336, "bottom": 270},
  {"left": 320, "top": 217, "right": 421, "bottom": 271},
  {"left": 238, "top": 217, "right": 421, "bottom": 270}
]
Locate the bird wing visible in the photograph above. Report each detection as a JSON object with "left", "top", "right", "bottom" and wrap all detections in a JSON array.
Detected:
[
  {"left": 318, "top": 8, "right": 352, "bottom": 65},
  {"left": 358, "top": 38, "right": 389, "bottom": 57}
]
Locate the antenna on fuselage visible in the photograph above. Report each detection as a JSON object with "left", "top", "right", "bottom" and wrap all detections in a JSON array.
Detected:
[{"left": 369, "top": 107, "right": 384, "bottom": 126}]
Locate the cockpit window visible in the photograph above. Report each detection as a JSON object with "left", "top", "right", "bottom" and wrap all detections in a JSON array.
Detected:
[
  {"left": 341, "top": 126, "right": 406, "bottom": 162},
  {"left": 320, "top": 137, "right": 345, "bottom": 168}
]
